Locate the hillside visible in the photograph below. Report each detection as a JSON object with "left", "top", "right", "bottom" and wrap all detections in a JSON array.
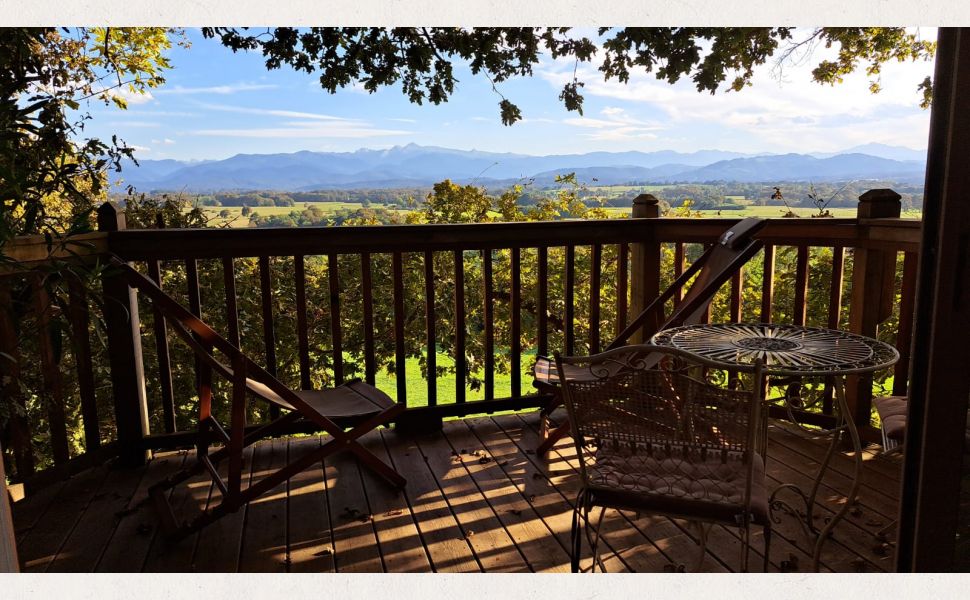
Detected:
[{"left": 112, "top": 143, "right": 927, "bottom": 192}]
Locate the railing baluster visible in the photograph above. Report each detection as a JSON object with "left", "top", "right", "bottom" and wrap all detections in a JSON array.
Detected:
[
  {"left": 147, "top": 259, "right": 176, "bottom": 433},
  {"left": 393, "top": 252, "right": 406, "bottom": 405},
  {"left": 589, "top": 243, "right": 602, "bottom": 354},
  {"left": 424, "top": 250, "right": 437, "bottom": 406},
  {"left": 761, "top": 244, "right": 775, "bottom": 323},
  {"left": 361, "top": 253, "right": 376, "bottom": 386},
  {"left": 0, "top": 282, "right": 33, "bottom": 477},
  {"left": 328, "top": 253, "right": 343, "bottom": 385},
  {"left": 483, "top": 249, "right": 494, "bottom": 401},
  {"left": 258, "top": 256, "right": 280, "bottom": 419},
  {"left": 673, "top": 242, "right": 685, "bottom": 307},
  {"left": 823, "top": 246, "right": 846, "bottom": 414},
  {"left": 31, "top": 275, "right": 69, "bottom": 465},
  {"left": 537, "top": 246, "right": 548, "bottom": 358},
  {"left": 729, "top": 266, "right": 742, "bottom": 323},
  {"left": 66, "top": 275, "right": 100, "bottom": 449},
  {"left": 793, "top": 245, "right": 810, "bottom": 326},
  {"left": 294, "top": 255, "right": 311, "bottom": 390},
  {"left": 511, "top": 247, "right": 521, "bottom": 398},
  {"left": 185, "top": 259, "right": 204, "bottom": 402},
  {"left": 454, "top": 250, "right": 466, "bottom": 404},
  {"left": 894, "top": 251, "right": 919, "bottom": 396},
  {"left": 565, "top": 245, "right": 575, "bottom": 355},
  {"left": 616, "top": 243, "right": 628, "bottom": 336},
  {"left": 701, "top": 244, "right": 712, "bottom": 324},
  {"left": 222, "top": 257, "right": 240, "bottom": 348}
]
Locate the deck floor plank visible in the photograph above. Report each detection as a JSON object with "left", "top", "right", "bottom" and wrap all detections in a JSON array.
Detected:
[
  {"left": 95, "top": 451, "right": 187, "bottom": 572},
  {"left": 380, "top": 429, "right": 481, "bottom": 573},
  {"left": 285, "top": 436, "right": 334, "bottom": 573},
  {"left": 238, "top": 438, "right": 289, "bottom": 572},
  {"left": 324, "top": 444, "right": 383, "bottom": 572},
  {"left": 446, "top": 418, "right": 572, "bottom": 573},
  {"left": 191, "top": 446, "right": 255, "bottom": 572},
  {"left": 12, "top": 412, "right": 902, "bottom": 573},
  {"left": 415, "top": 427, "right": 530, "bottom": 572},
  {"left": 357, "top": 429, "right": 433, "bottom": 572},
  {"left": 45, "top": 461, "right": 146, "bottom": 572},
  {"left": 19, "top": 464, "right": 112, "bottom": 572}
]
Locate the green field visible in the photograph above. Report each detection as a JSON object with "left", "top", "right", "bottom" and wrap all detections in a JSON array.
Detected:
[{"left": 372, "top": 350, "right": 537, "bottom": 408}]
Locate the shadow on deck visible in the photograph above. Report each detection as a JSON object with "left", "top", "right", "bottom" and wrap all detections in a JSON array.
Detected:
[{"left": 11, "top": 412, "right": 902, "bottom": 573}]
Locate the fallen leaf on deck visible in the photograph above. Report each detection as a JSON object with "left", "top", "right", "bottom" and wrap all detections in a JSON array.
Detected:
[{"left": 384, "top": 509, "right": 404, "bottom": 517}]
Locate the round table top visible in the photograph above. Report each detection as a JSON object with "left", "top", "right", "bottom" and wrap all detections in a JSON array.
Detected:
[{"left": 651, "top": 322, "right": 899, "bottom": 376}]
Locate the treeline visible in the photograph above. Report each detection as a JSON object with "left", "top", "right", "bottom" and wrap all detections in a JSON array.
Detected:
[
  {"left": 179, "top": 188, "right": 429, "bottom": 208},
  {"left": 563, "top": 181, "right": 924, "bottom": 211},
  {"left": 249, "top": 206, "right": 407, "bottom": 228}
]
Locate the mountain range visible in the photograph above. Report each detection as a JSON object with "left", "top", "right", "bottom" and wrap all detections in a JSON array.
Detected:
[{"left": 110, "top": 143, "right": 928, "bottom": 192}]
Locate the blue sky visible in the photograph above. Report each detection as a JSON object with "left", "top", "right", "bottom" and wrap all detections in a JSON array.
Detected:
[{"left": 86, "top": 28, "right": 938, "bottom": 161}]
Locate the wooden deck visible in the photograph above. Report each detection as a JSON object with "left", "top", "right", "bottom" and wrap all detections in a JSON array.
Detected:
[{"left": 10, "top": 412, "right": 902, "bottom": 573}]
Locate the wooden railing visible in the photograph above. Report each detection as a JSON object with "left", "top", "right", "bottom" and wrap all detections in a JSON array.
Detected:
[{"left": 0, "top": 190, "right": 922, "bottom": 489}]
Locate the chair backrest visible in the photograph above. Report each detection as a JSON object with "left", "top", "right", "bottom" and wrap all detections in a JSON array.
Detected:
[
  {"left": 608, "top": 218, "right": 766, "bottom": 350},
  {"left": 556, "top": 344, "right": 765, "bottom": 507}
]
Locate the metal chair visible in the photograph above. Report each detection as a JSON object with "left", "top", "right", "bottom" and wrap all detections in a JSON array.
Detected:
[
  {"left": 111, "top": 258, "right": 406, "bottom": 540},
  {"left": 533, "top": 218, "right": 767, "bottom": 455},
  {"left": 556, "top": 344, "right": 771, "bottom": 572}
]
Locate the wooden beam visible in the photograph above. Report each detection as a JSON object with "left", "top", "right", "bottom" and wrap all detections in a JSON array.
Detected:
[
  {"left": 0, "top": 440, "right": 19, "bottom": 572},
  {"left": 897, "top": 27, "right": 970, "bottom": 572}
]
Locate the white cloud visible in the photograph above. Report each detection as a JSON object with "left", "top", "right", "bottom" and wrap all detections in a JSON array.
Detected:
[
  {"left": 388, "top": 118, "right": 418, "bottom": 123},
  {"left": 536, "top": 41, "right": 935, "bottom": 152},
  {"left": 151, "top": 138, "right": 177, "bottom": 145},
  {"left": 562, "top": 107, "right": 665, "bottom": 141},
  {"left": 197, "top": 103, "right": 348, "bottom": 121},
  {"left": 156, "top": 83, "right": 278, "bottom": 95},
  {"left": 107, "top": 120, "right": 161, "bottom": 128},
  {"left": 192, "top": 121, "right": 410, "bottom": 139}
]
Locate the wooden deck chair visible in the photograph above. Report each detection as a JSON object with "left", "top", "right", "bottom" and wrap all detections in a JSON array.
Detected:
[
  {"left": 108, "top": 258, "right": 406, "bottom": 540},
  {"left": 532, "top": 218, "right": 767, "bottom": 455}
]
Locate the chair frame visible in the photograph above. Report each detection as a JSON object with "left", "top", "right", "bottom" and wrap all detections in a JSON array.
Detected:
[
  {"left": 110, "top": 258, "right": 406, "bottom": 540},
  {"left": 556, "top": 344, "right": 771, "bottom": 572},
  {"left": 534, "top": 218, "right": 767, "bottom": 455}
]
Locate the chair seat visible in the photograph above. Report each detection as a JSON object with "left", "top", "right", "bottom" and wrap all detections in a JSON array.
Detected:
[
  {"left": 534, "top": 356, "right": 591, "bottom": 388},
  {"left": 245, "top": 378, "right": 396, "bottom": 419},
  {"left": 534, "top": 353, "right": 661, "bottom": 388},
  {"left": 586, "top": 444, "right": 769, "bottom": 525},
  {"left": 873, "top": 396, "right": 908, "bottom": 441}
]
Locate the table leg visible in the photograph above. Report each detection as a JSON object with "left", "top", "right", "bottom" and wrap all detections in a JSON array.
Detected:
[
  {"left": 809, "top": 377, "right": 863, "bottom": 571},
  {"left": 768, "top": 376, "right": 864, "bottom": 572}
]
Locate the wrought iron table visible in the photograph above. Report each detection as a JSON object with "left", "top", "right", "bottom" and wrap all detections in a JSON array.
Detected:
[{"left": 651, "top": 322, "right": 899, "bottom": 571}]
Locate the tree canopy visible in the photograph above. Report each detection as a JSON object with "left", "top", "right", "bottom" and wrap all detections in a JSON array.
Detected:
[
  {"left": 204, "top": 27, "right": 936, "bottom": 125},
  {"left": 0, "top": 27, "right": 183, "bottom": 250}
]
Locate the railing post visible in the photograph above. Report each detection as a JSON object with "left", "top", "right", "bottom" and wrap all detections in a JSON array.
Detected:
[
  {"left": 98, "top": 202, "right": 150, "bottom": 467},
  {"left": 846, "top": 188, "right": 901, "bottom": 434},
  {"left": 629, "top": 194, "right": 661, "bottom": 343}
]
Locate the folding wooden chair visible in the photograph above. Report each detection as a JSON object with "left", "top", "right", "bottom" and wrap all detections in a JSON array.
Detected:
[
  {"left": 109, "top": 258, "right": 406, "bottom": 540},
  {"left": 532, "top": 218, "right": 767, "bottom": 455}
]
